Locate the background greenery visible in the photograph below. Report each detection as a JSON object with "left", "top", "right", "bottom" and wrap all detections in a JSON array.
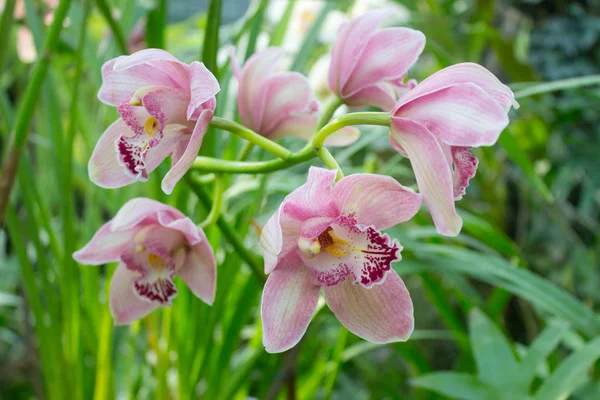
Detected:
[{"left": 1, "top": 0, "right": 599, "bottom": 399}]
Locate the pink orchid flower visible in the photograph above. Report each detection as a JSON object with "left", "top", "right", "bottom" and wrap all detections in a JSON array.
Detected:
[
  {"left": 260, "top": 167, "right": 422, "bottom": 353},
  {"left": 73, "top": 198, "right": 216, "bottom": 325},
  {"left": 328, "top": 9, "right": 425, "bottom": 111},
  {"left": 90, "top": 49, "right": 220, "bottom": 194},
  {"left": 231, "top": 47, "right": 358, "bottom": 146},
  {"left": 389, "top": 63, "right": 519, "bottom": 236}
]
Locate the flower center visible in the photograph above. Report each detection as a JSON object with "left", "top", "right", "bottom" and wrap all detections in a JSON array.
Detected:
[
  {"left": 299, "top": 227, "right": 352, "bottom": 258},
  {"left": 147, "top": 252, "right": 164, "bottom": 272},
  {"left": 144, "top": 117, "right": 160, "bottom": 137}
]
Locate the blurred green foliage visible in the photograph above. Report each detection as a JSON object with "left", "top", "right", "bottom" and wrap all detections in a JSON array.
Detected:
[{"left": 0, "top": 0, "right": 599, "bottom": 399}]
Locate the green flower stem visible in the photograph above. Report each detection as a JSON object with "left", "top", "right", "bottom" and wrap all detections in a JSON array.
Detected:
[
  {"left": 237, "top": 142, "right": 255, "bottom": 161},
  {"left": 193, "top": 112, "right": 391, "bottom": 174},
  {"left": 317, "top": 148, "right": 344, "bottom": 180},
  {"left": 0, "top": 0, "right": 72, "bottom": 228},
  {"left": 199, "top": 174, "right": 224, "bottom": 228},
  {"left": 312, "top": 112, "right": 390, "bottom": 148},
  {"left": 210, "top": 117, "right": 291, "bottom": 159},
  {"left": 187, "top": 177, "right": 266, "bottom": 283},
  {"left": 317, "top": 96, "right": 344, "bottom": 130}
]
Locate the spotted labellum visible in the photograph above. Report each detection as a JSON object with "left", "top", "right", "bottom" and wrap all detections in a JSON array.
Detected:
[{"left": 260, "top": 167, "right": 422, "bottom": 353}]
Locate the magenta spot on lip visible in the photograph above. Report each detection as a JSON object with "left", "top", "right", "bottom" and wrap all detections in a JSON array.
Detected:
[
  {"left": 451, "top": 146, "right": 478, "bottom": 200},
  {"left": 359, "top": 226, "right": 399, "bottom": 287},
  {"left": 134, "top": 278, "right": 177, "bottom": 305}
]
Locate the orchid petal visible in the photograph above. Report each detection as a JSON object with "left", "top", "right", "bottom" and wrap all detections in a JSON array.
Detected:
[
  {"left": 187, "top": 61, "right": 220, "bottom": 120},
  {"left": 343, "top": 83, "right": 397, "bottom": 111},
  {"left": 300, "top": 215, "right": 401, "bottom": 288},
  {"left": 259, "top": 72, "right": 314, "bottom": 134},
  {"left": 323, "top": 270, "right": 413, "bottom": 343},
  {"left": 329, "top": 9, "right": 390, "bottom": 94},
  {"left": 397, "top": 83, "right": 509, "bottom": 147},
  {"left": 110, "top": 263, "right": 159, "bottom": 325},
  {"left": 395, "top": 62, "right": 519, "bottom": 113},
  {"left": 449, "top": 146, "right": 479, "bottom": 200},
  {"left": 156, "top": 210, "right": 204, "bottom": 246},
  {"left": 110, "top": 198, "right": 186, "bottom": 231},
  {"left": 261, "top": 255, "right": 320, "bottom": 353},
  {"left": 88, "top": 119, "right": 136, "bottom": 188},
  {"left": 237, "top": 48, "right": 284, "bottom": 130},
  {"left": 72, "top": 222, "right": 137, "bottom": 265},
  {"left": 140, "top": 86, "right": 190, "bottom": 126},
  {"left": 177, "top": 238, "right": 216, "bottom": 305},
  {"left": 343, "top": 28, "right": 425, "bottom": 98},
  {"left": 112, "top": 49, "right": 180, "bottom": 71},
  {"left": 261, "top": 209, "right": 283, "bottom": 275},
  {"left": 332, "top": 173, "right": 422, "bottom": 230},
  {"left": 390, "top": 117, "right": 462, "bottom": 236},
  {"left": 162, "top": 109, "right": 213, "bottom": 194},
  {"left": 282, "top": 167, "right": 338, "bottom": 221},
  {"left": 98, "top": 57, "right": 189, "bottom": 106}
]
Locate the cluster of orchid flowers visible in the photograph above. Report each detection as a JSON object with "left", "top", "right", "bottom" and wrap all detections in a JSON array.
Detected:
[{"left": 74, "top": 10, "right": 518, "bottom": 353}]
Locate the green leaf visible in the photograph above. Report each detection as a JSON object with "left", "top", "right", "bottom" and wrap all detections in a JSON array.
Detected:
[
  {"left": 95, "top": 0, "right": 129, "bottom": 54},
  {"left": 469, "top": 308, "right": 519, "bottom": 386},
  {"left": 518, "top": 321, "right": 570, "bottom": 387},
  {"left": 290, "top": 1, "right": 335, "bottom": 72},
  {"left": 202, "top": 0, "right": 222, "bottom": 75},
  {"left": 513, "top": 75, "right": 600, "bottom": 99},
  {"left": 498, "top": 129, "right": 553, "bottom": 202},
  {"left": 412, "top": 372, "right": 494, "bottom": 400},
  {"left": 534, "top": 337, "right": 600, "bottom": 400},
  {"left": 396, "top": 245, "right": 600, "bottom": 338}
]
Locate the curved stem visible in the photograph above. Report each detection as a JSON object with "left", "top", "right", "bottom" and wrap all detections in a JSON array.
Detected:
[
  {"left": 317, "top": 148, "right": 344, "bottom": 180},
  {"left": 312, "top": 112, "right": 390, "bottom": 148},
  {"left": 199, "top": 174, "right": 223, "bottom": 229},
  {"left": 193, "top": 112, "right": 391, "bottom": 175},
  {"left": 210, "top": 117, "right": 291, "bottom": 159},
  {"left": 187, "top": 176, "right": 266, "bottom": 283},
  {"left": 317, "top": 96, "right": 343, "bottom": 130}
]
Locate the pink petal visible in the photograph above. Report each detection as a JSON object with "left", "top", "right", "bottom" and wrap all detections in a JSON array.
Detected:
[
  {"left": 140, "top": 86, "right": 190, "bottom": 126},
  {"left": 72, "top": 222, "right": 138, "bottom": 265},
  {"left": 112, "top": 48, "right": 180, "bottom": 71},
  {"left": 120, "top": 226, "right": 185, "bottom": 305},
  {"left": 282, "top": 167, "right": 339, "bottom": 221},
  {"left": 110, "top": 263, "right": 159, "bottom": 325},
  {"left": 390, "top": 117, "right": 462, "bottom": 236},
  {"left": 88, "top": 119, "right": 136, "bottom": 188},
  {"left": 342, "top": 27, "right": 425, "bottom": 98},
  {"left": 329, "top": 9, "right": 390, "bottom": 94},
  {"left": 343, "top": 83, "right": 397, "bottom": 111},
  {"left": 177, "top": 237, "right": 216, "bottom": 305},
  {"left": 142, "top": 124, "right": 188, "bottom": 175},
  {"left": 186, "top": 61, "right": 220, "bottom": 120},
  {"left": 323, "top": 270, "right": 414, "bottom": 343},
  {"left": 162, "top": 109, "right": 213, "bottom": 194},
  {"left": 261, "top": 255, "right": 320, "bottom": 353},
  {"left": 98, "top": 56, "right": 190, "bottom": 106},
  {"left": 156, "top": 210, "right": 204, "bottom": 246},
  {"left": 449, "top": 146, "right": 478, "bottom": 200},
  {"left": 271, "top": 114, "right": 360, "bottom": 147},
  {"left": 237, "top": 48, "right": 284, "bottom": 131},
  {"left": 396, "top": 83, "right": 510, "bottom": 147},
  {"left": 110, "top": 198, "right": 186, "bottom": 231},
  {"left": 300, "top": 215, "right": 401, "bottom": 288},
  {"left": 332, "top": 173, "right": 422, "bottom": 230},
  {"left": 394, "top": 62, "right": 519, "bottom": 113},
  {"left": 259, "top": 72, "right": 314, "bottom": 135},
  {"left": 261, "top": 209, "right": 284, "bottom": 275}
]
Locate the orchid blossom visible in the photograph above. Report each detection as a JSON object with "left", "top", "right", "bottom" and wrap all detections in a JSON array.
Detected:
[
  {"left": 231, "top": 47, "right": 358, "bottom": 146},
  {"left": 90, "top": 49, "right": 220, "bottom": 194},
  {"left": 73, "top": 198, "right": 216, "bottom": 324},
  {"left": 328, "top": 9, "right": 425, "bottom": 111},
  {"left": 389, "top": 63, "right": 519, "bottom": 236},
  {"left": 260, "top": 167, "right": 422, "bottom": 353}
]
